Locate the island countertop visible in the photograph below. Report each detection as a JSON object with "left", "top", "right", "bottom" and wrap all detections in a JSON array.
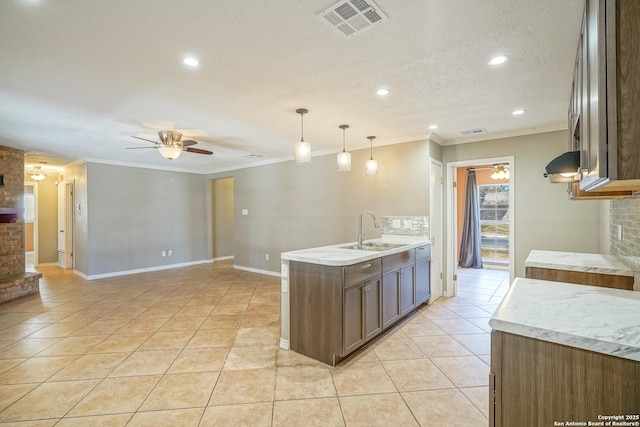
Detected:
[
  {"left": 524, "top": 249, "right": 634, "bottom": 277},
  {"left": 280, "top": 235, "right": 430, "bottom": 266},
  {"left": 489, "top": 277, "right": 640, "bottom": 361}
]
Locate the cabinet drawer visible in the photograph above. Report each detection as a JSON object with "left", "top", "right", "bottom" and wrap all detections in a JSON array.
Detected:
[
  {"left": 382, "top": 250, "right": 415, "bottom": 273},
  {"left": 344, "top": 258, "right": 381, "bottom": 286},
  {"left": 415, "top": 245, "right": 431, "bottom": 261}
]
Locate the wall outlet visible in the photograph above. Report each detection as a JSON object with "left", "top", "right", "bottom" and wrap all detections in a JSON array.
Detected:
[
  {"left": 265, "top": 254, "right": 269, "bottom": 261},
  {"left": 242, "top": 209, "right": 249, "bottom": 215},
  {"left": 161, "top": 250, "right": 166, "bottom": 257},
  {"left": 167, "top": 249, "right": 173, "bottom": 256},
  {"left": 618, "top": 224, "right": 623, "bottom": 241},
  {"left": 281, "top": 279, "right": 288, "bottom": 293},
  {"left": 392, "top": 219, "right": 401, "bottom": 228},
  {"left": 403, "top": 219, "right": 412, "bottom": 229}
]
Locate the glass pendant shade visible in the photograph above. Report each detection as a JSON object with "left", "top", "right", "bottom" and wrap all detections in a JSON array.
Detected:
[
  {"left": 365, "top": 136, "right": 378, "bottom": 176},
  {"left": 365, "top": 159, "right": 378, "bottom": 176},
  {"left": 158, "top": 146, "right": 182, "bottom": 160},
  {"left": 294, "top": 108, "right": 311, "bottom": 165},
  {"left": 294, "top": 140, "right": 311, "bottom": 164},
  {"left": 337, "top": 124, "right": 351, "bottom": 172},
  {"left": 337, "top": 151, "right": 351, "bottom": 171}
]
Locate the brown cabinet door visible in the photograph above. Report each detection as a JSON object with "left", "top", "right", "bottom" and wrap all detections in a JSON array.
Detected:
[
  {"left": 415, "top": 257, "right": 431, "bottom": 305},
  {"left": 343, "top": 284, "right": 365, "bottom": 355},
  {"left": 364, "top": 277, "right": 382, "bottom": 341},
  {"left": 399, "top": 264, "right": 415, "bottom": 316},
  {"left": 382, "top": 270, "right": 400, "bottom": 329}
]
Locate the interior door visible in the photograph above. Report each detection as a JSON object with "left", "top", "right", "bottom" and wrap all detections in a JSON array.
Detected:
[{"left": 430, "top": 159, "right": 443, "bottom": 300}]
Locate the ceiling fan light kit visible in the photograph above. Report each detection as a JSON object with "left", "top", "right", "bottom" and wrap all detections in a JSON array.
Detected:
[{"left": 128, "top": 130, "right": 212, "bottom": 160}]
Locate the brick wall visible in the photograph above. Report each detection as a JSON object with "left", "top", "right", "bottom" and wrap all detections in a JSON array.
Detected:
[{"left": 0, "top": 145, "right": 25, "bottom": 279}]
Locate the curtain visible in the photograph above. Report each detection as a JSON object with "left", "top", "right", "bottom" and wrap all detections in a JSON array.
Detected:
[{"left": 459, "top": 169, "right": 483, "bottom": 268}]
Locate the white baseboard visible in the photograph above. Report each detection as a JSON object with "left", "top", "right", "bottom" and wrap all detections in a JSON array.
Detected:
[
  {"left": 213, "top": 256, "right": 234, "bottom": 261},
  {"left": 35, "top": 262, "right": 58, "bottom": 267},
  {"left": 279, "top": 337, "right": 290, "bottom": 350},
  {"left": 233, "top": 264, "right": 281, "bottom": 278},
  {"left": 77, "top": 259, "right": 214, "bottom": 281}
]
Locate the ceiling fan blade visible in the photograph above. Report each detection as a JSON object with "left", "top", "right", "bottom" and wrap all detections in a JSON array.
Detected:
[
  {"left": 184, "top": 147, "right": 213, "bottom": 155},
  {"left": 126, "top": 146, "right": 157, "bottom": 149},
  {"left": 182, "top": 139, "right": 197, "bottom": 147},
  {"left": 131, "top": 136, "right": 160, "bottom": 145}
]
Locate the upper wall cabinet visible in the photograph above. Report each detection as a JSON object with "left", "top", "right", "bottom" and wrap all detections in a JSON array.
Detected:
[{"left": 570, "top": 0, "right": 640, "bottom": 192}]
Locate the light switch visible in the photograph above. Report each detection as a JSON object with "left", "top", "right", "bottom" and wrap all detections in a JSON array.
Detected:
[
  {"left": 403, "top": 219, "right": 412, "bottom": 229},
  {"left": 618, "top": 224, "right": 623, "bottom": 240},
  {"left": 242, "top": 209, "right": 248, "bottom": 216}
]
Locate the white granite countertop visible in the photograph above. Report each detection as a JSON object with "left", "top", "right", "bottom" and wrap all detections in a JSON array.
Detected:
[
  {"left": 525, "top": 250, "right": 634, "bottom": 277},
  {"left": 490, "top": 278, "right": 640, "bottom": 361},
  {"left": 280, "top": 235, "right": 430, "bottom": 266}
]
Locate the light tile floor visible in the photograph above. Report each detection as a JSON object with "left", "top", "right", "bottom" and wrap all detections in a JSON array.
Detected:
[{"left": 0, "top": 261, "right": 508, "bottom": 426}]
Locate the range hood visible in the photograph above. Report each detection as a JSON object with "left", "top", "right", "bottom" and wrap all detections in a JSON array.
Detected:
[{"left": 543, "top": 151, "right": 580, "bottom": 183}]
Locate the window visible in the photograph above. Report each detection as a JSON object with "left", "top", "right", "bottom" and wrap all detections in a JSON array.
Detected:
[{"left": 478, "top": 184, "right": 509, "bottom": 263}]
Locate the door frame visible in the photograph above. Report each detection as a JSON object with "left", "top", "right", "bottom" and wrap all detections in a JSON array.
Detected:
[
  {"left": 429, "top": 158, "right": 444, "bottom": 299},
  {"left": 446, "top": 156, "right": 515, "bottom": 296}
]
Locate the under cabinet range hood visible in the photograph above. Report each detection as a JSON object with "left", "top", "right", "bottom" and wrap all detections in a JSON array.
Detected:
[{"left": 543, "top": 151, "right": 580, "bottom": 183}]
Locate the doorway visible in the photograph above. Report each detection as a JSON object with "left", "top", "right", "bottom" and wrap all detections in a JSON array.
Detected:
[
  {"left": 57, "top": 181, "right": 74, "bottom": 269},
  {"left": 446, "top": 157, "right": 515, "bottom": 297},
  {"left": 24, "top": 183, "right": 36, "bottom": 270},
  {"left": 211, "top": 177, "right": 234, "bottom": 261}
]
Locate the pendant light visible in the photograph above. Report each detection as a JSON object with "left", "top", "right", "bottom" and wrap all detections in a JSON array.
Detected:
[
  {"left": 337, "top": 124, "right": 351, "bottom": 172},
  {"left": 365, "top": 136, "right": 378, "bottom": 176},
  {"left": 294, "top": 108, "right": 311, "bottom": 165}
]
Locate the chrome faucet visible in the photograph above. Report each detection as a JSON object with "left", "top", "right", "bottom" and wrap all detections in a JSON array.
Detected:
[{"left": 358, "top": 211, "right": 379, "bottom": 246}]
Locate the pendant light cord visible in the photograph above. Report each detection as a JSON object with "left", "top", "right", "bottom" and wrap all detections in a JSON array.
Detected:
[
  {"left": 300, "top": 113, "right": 305, "bottom": 143},
  {"left": 342, "top": 128, "right": 346, "bottom": 152}
]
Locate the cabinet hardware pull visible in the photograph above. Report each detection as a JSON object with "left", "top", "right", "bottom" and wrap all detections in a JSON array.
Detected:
[{"left": 361, "top": 263, "right": 371, "bottom": 270}]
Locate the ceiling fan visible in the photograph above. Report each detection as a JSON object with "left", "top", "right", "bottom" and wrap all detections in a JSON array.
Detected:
[{"left": 127, "top": 130, "right": 213, "bottom": 160}]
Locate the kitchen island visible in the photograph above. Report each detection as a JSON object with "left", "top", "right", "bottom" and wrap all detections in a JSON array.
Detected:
[
  {"left": 524, "top": 249, "right": 636, "bottom": 290},
  {"left": 489, "top": 278, "right": 640, "bottom": 426},
  {"left": 280, "top": 236, "right": 430, "bottom": 366}
]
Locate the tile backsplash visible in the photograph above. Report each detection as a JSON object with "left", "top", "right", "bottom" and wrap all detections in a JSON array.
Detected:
[
  {"left": 381, "top": 216, "right": 429, "bottom": 237},
  {"left": 610, "top": 194, "right": 640, "bottom": 277}
]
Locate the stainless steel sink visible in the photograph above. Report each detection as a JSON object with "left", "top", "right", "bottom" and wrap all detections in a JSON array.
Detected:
[{"left": 340, "top": 242, "right": 407, "bottom": 251}]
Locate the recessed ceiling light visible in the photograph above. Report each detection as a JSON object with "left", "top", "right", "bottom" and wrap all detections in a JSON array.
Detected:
[
  {"left": 244, "top": 154, "right": 262, "bottom": 158},
  {"left": 512, "top": 109, "right": 525, "bottom": 115},
  {"left": 376, "top": 88, "right": 390, "bottom": 96},
  {"left": 183, "top": 57, "right": 199, "bottom": 67},
  {"left": 428, "top": 124, "right": 438, "bottom": 130},
  {"left": 488, "top": 55, "right": 509, "bottom": 66}
]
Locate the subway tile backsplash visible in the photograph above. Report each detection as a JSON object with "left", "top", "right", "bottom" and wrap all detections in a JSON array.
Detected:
[
  {"left": 381, "top": 216, "right": 429, "bottom": 237},
  {"left": 610, "top": 194, "right": 640, "bottom": 277}
]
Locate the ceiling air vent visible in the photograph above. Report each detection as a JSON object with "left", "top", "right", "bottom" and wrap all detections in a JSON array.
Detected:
[
  {"left": 460, "top": 128, "right": 487, "bottom": 136},
  {"left": 318, "top": 0, "right": 388, "bottom": 38}
]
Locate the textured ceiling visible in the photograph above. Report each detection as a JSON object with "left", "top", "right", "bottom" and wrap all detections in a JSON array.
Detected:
[{"left": 0, "top": 0, "right": 584, "bottom": 174}]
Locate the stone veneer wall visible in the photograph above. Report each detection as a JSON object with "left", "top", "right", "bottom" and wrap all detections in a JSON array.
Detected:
[
  {"left": 0, "top": 145, "right": 25, "bottom": 279},
  {"left": 610, "top": 194, "right": 640, "bottom": 278},
  {"left": 381, "top": 216, "right": 429, "bottom": 237}
]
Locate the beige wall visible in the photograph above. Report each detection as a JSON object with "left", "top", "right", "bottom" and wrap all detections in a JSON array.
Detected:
[
  {"left": 443, "top": 130, "right": 602, "bottom": 282},
  {"left": 208, "top": 139, "right": 436, "bottom": 272}
]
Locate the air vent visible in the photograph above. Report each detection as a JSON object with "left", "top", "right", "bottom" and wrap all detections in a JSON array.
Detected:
[
  {"left": 318, "top": 0, "right": 388, "bottom": 38},
  {"left": 460, "top": 128, "right": 487, "bottom": 136}
]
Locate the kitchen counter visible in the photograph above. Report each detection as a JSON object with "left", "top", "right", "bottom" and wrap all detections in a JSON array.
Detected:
[
  {"left": 524, "top": 249, "right": 634, "bottom": 277},
  {"left": 489, "top": 277, "right": 640, "bottom": 361},
  {"left": 280, "top": 235, "right": 430, "bottom": 266}
]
